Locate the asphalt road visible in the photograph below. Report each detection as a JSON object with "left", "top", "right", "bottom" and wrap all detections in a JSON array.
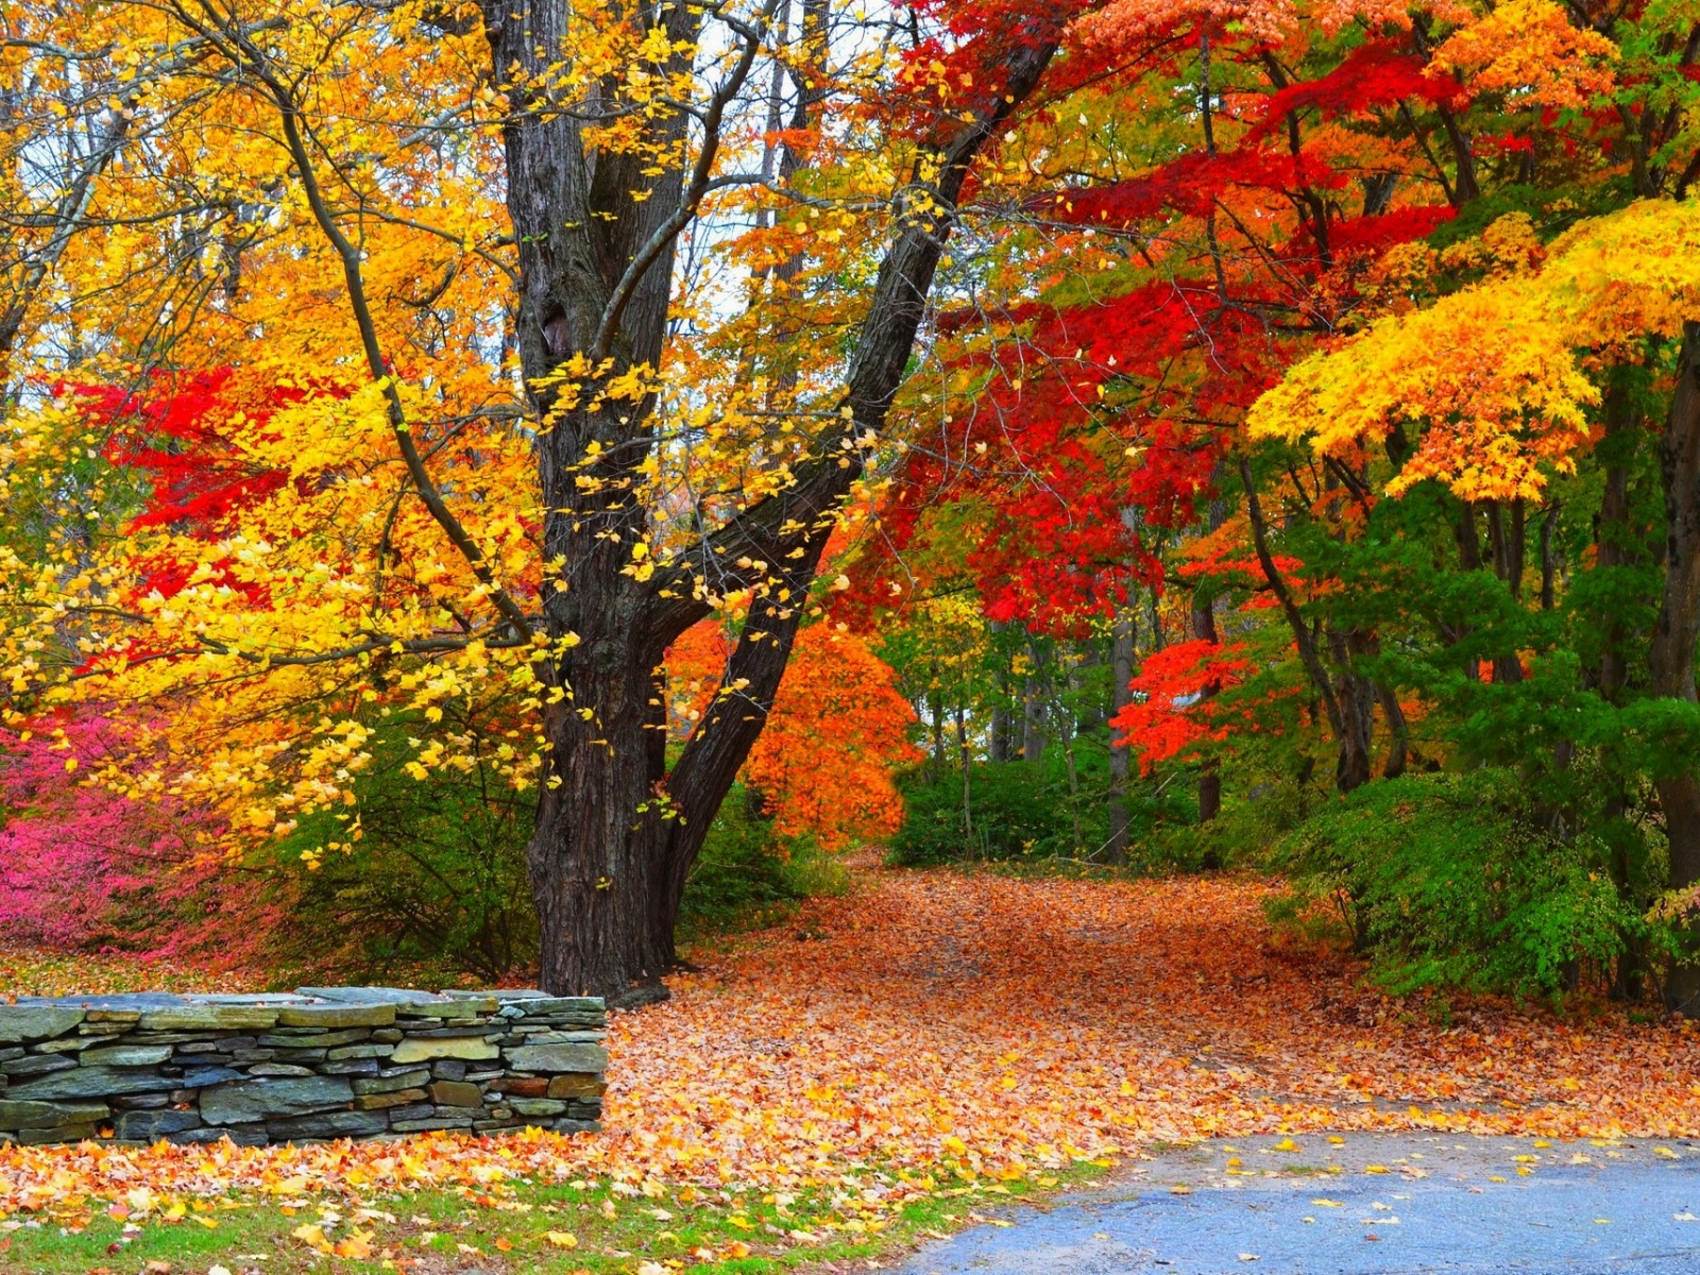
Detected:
[{"left": 891, "top": 1133, "right": 1700, "bottom": 1274}]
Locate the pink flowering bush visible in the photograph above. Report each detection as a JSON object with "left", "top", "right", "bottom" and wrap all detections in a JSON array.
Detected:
[{"left": 0, "top": 712, "right": 280, "bottom": 970}]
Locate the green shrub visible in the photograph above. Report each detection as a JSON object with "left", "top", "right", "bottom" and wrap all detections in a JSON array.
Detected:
[
  {"left": 889, "top": 745, "right": 1194, "bottom": 867},
  {"left": 272, "top": 735, "right": 536, "bottom": 984},
  {"left": 1266, "top": 769, "right": 1657, "bottom": 1000},
  {"left": 677, "top": 785, "right": 849, "bottom": 938}
]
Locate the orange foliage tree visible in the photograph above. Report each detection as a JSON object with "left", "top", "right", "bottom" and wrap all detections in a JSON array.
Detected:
[{"left": 668, "top": 622, "right": 921, "bottom": 850}]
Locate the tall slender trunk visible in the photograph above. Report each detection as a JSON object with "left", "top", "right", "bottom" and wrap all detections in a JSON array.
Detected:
[
  {"left": 1486, "top": 499, "right": 1527, "bottom": 685},
  {"left": 1650, "top": 322, "right": 1700, "bottom": 1015},
  {"left": 1023, "top": 638, "right": 1049, "bottom": 763},
  {"left": 1106, "top": 603, "right": 1137, "bottom": 865},
  {"left": 989, "top": 627, "right": 1014, "bottom": 762},
  {"left": 1594, "top": 373, "right": 1649, "bottom": 998},
  {"left": 1597, "top": 372, "right": 1646, "bottom": 703},
  {"left": 928, "top": 683, "right": 947, "bottom": 782},
  {"left": 1192, "top": 487, "right": 1226, "bottom": 821},
  {"left": 1060, "top": 663, "right": 1084, "bottom": 854},
  {"left": 1191, "top": 587, "right": 1223, "bottom": 822},
  {"left": 956, "top": 702, "right": 974, "bottom": 852},
  {"left": 1240, "top": 456, "right": 1369, "bottom": 793},
  {"left": 1374, "top": 678, "right": 1409, "bottom": 779}
]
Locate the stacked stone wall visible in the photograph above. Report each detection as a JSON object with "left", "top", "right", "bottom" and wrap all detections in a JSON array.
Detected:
[{"left": 0, "top": 988, "right": 606, "bottom": 1146}]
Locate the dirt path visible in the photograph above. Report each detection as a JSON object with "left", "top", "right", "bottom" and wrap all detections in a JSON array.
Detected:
[{"left": 607, "top": 864, "right": 1700, "bottom": 1194}]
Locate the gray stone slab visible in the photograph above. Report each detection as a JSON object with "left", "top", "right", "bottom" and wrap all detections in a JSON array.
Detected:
[
  {"left": 275, "top": 1003, "right": 395, "bottom": 1028},
  {"left": 257, "top": 1029, "right": 370, "bottom": 1048},
  {"left": 138, "top": 1006, "right": 280, "bottom": 1031},
  {"left": 79, "top": 1045, "right": 171, "bottom": 1067},
  {"left": 199, "top": 1075, "right": 354, "bottom": 1125},
  {"left": 389, "top": 1113, "right": 475, "bottom": 1132},
  {"left": 352, "top": 1069, "right": 430, "bottom": 1095},
  {"left": 18, "top": 1122, "right": 99, "bottom": 1144},
  {"left": 391, "top": 1036, "right": 497, "bottom": 1064},
  {"left": 3, "top": 1054, "right": 78, "bottom": 1077},
  {"left": 501, "top": 995, "right": 604, "bottom": 1015},
  {"left": 265, "top": 1110, "right": 389, "bottom": 1140},
  {"left": 505, "top": 1042, "right": 608, "bottom": 1073},
  {"left": 0, "top": 1006, "right": 86, "bottom": 1043},
  {"left": 173, "top": 1125, "right": 269, "bottom": 1146},
  {"left": 295, "top": 987, "right": 448, "bottom": 1006},
  {"left": 175, "top": 1066, "right": 245, "bottom": 1088},
  {"left": 318, "top": 1059, "right": 382, "bottom": 1076},
  {"left": 7, "top": 1066, "right": 179, "bottom": 1100},
  {"left": 0, "top": 1099, "right": 111, "bottom": 1129}
]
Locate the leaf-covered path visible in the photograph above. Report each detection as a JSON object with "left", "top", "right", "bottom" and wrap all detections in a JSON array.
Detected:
[
  {"left": 614, "top": 865, "right": 1700, "bottom": 1185},
  {"left": 2, "top": 865, "right": 1699, "bottom": 1266}
]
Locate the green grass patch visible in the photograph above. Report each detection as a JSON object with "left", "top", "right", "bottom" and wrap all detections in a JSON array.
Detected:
[{"left": 0, "top": 1161, "right": 1109, "bottom": 1273}]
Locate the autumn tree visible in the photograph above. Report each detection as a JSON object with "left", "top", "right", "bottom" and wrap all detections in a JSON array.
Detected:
[
  {"left": 837, "top": 0, "right": 1700, "bottom": 1010},
  {"left": 0, "top": 0, "right": 1076, "bottom": 998}
]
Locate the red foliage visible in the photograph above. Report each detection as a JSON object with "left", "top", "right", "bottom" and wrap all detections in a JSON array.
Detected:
[
  {"left": 1311, "top": 204, "right": 1457, "bottom": 257},
  {"left": 1245, "top": 41, "right": 1461, "bottom": 141},
  {"left": 1109, "top": 638, "right": 1252, "bottom": 774},
  {"left": 70, "top": 368, "right": 341, "bottom": 535},
  {"left": 1036, "top": 147, "right": 1349, "bottom": 229}
]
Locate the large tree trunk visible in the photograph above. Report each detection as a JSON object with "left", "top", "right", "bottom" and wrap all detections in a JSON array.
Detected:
[
  {"left": 483, "top": 0, "right": 1061, "bottom": 996},
  {"left": 530, "top": 635, "right": 674, "bottom": 998},
  {"left": 1650, "top": 322, "right": 1700, "bottom": 1016},
  {"left": 1328, "top": 628, "right": 1375, "bottom": 793}
]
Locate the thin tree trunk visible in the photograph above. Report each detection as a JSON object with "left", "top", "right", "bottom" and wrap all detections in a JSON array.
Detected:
[
  {"left": 928, "top": 684, "right": 946, "bottom": 782},
  {"left": 1191, "top": 587, "right": 1223, "bottom": 822},
  {"left": 1540, "top": 502, "right": 1560, "bottom": 611},
  {"left": 1023, "top": 638, "right": 1049, "bottom": 763},
  {"left": 956, "top": 701, "right": 974, "bottom": 853},
  {"left": 1192, "top": 488, "right": 1226, "bottom": 822},
  {"left": 1106, "top": 604, "right": 1137, "bottom": 865},
  {"left": 989, "top": 622, "right": 1014, "bottom": 761},
  {"left": 1375, "top": 679, "right": 1409, "bottom": 779},
  {"left": 1240, "top": 456, "right": 1368, "bottom": 792},
  {"left": 1593, "top": 373, "right": 1647, "bottom": 996},
  {"left": 1486, "top": 499, "right": 1527, "bottom": 685}
]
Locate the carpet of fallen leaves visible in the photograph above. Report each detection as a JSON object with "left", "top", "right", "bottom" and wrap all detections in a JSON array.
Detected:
[
  {"left": 3, "top": 866, "right": 1699, "bottom": 1251},
  {"left": 0, "top": 945, "right": 234, "bottom": 998}
]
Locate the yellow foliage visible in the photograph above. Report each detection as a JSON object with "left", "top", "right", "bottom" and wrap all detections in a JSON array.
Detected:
[
  {"left": 1250, "top": 199, "right": 1700, "bottom": 500},
  {"left": 1431, "top": 0, "right": 1619, "bottom": 110}
]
